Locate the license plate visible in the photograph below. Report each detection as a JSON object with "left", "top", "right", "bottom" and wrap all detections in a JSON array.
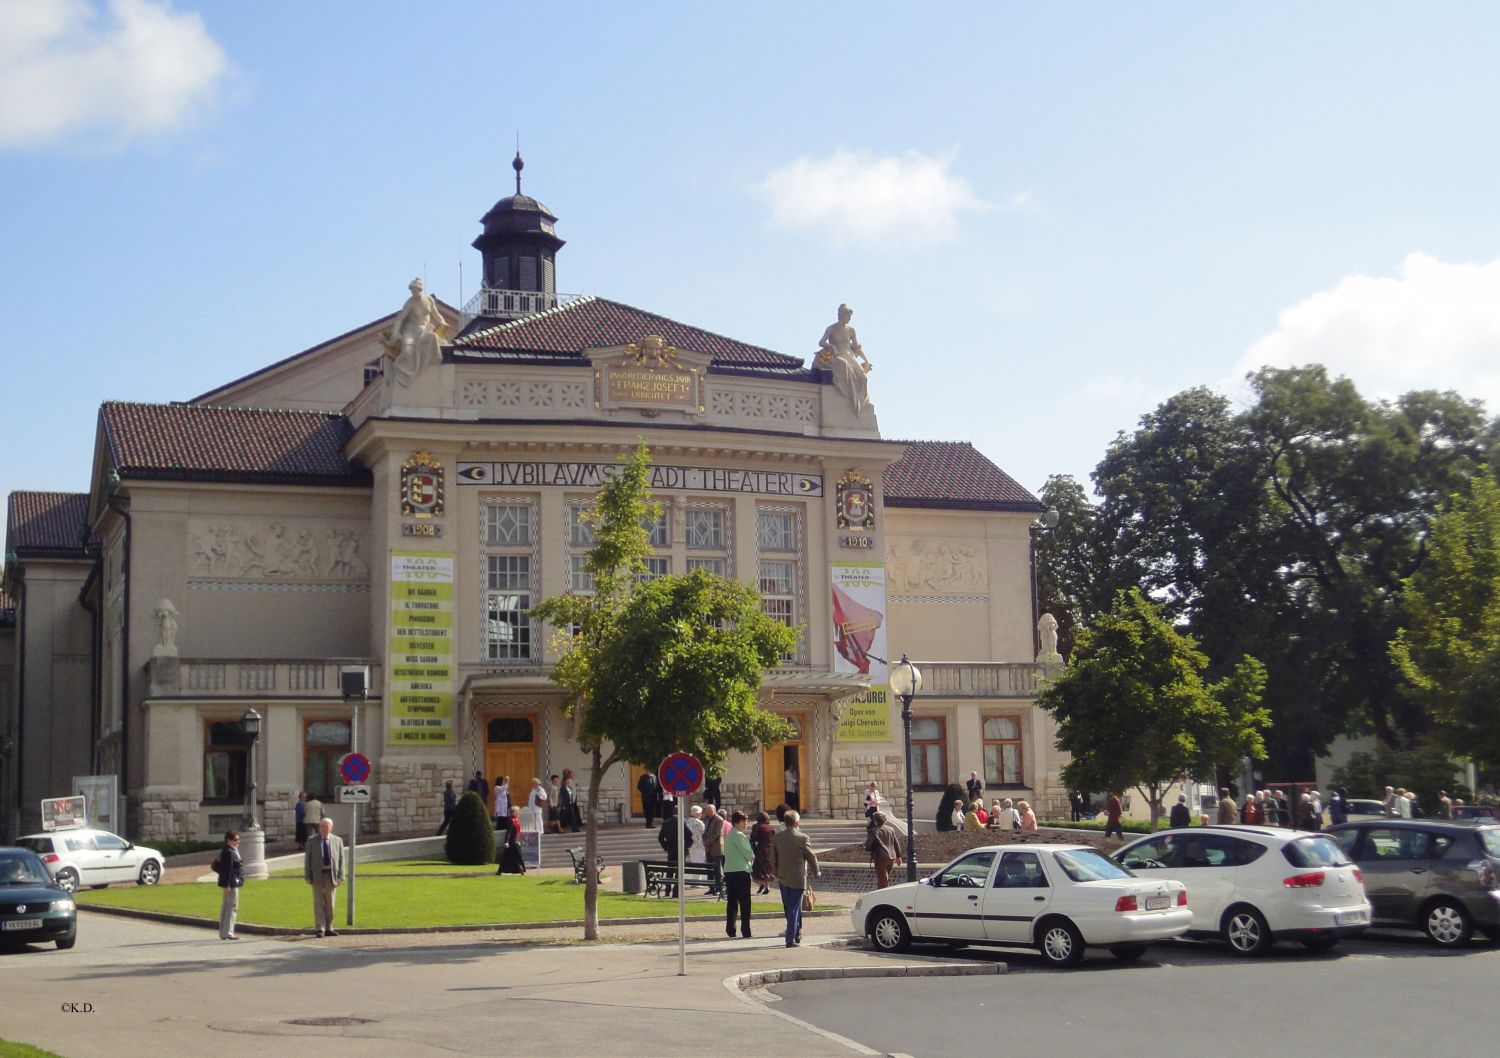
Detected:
[
  {"left": 3, "top": 919, "right": 42, "bottom": 931},
  {"left": 1145, "top": 896, "right": 1170, "bottom": 911},
  {"left": 1336, "top": 910, "right": 1367, "bottom": 926}
]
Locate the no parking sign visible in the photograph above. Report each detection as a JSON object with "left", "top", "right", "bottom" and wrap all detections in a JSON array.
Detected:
[{"left": 658, "top": 752, "right": 703, "bottom": 796}]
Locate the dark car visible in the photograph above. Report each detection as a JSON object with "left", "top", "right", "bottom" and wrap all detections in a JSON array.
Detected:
[
  {"left": 1452, "top": 804, "right": 1498, "bottom": 822},
  {"left": 1327, "top": 819, "right": 1500, "bottom": 947},
  {"left": 0, "top": 847, "right": 78, "bottom": 950}
]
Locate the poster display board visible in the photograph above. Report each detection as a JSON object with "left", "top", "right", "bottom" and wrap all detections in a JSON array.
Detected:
[
  {"left": 519, "top": 807, "right": 543, "bottom": 870},
  {"left": 41, "top": 795, "right": 86, "bottom": 831},
  {"left": 387, "top": 551, "right": 455, "bottom": 745},
  {"left": 831, "top": 562, "right": 891, "bottom": 742}
]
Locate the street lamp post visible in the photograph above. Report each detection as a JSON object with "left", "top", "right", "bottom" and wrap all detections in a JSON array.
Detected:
[
  {"left": 1028, "top": 507, "right": 1060, "bottom": 658},
  {"left": 239, "top": 707, "right": 268, "bottom": 880},
  {"left": 888, "top": 655, "right": 923, "bottom": 883}
]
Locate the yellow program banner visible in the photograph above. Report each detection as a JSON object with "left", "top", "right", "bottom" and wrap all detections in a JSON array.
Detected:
[
  {"left": 832, "top": 563, "right": 890, "bottom": 742},
  {"left": 387, "top": 552, "right": 455, "bottom": 745}
]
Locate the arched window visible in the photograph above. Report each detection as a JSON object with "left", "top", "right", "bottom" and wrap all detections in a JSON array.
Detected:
[{"left": 487, "top": 717, "right": 535, "bottom": 743}]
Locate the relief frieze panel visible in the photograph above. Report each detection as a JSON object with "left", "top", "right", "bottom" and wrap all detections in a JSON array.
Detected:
[
  {"left": 886, "top": 539, "right": 987, "bottom": 594},
  {"left": 188, "top": 522, "right": 370, "bottom": 581}
]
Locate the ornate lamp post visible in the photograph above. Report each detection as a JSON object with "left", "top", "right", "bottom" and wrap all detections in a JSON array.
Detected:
[
  {"left": 239, "top": 707, "right": 267, "bottom": 880},
  {"left": 888, "top": 655, "right": 923, "bottom": 882},
  {"left": 1028, "top": 507, "right": 1060, "bottom": 657}
]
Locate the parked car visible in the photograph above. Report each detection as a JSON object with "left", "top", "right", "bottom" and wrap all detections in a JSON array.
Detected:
[
  {"left": 14, "top": 828, "right": 165, "bottom": 893},
  {"left": 0, "top": 847, "right": 77, "bottom": 950},
  {"left": 1452, "top": 804, "right": 1498, "bottom": 822},
  {"left": 850, "top": 843, "right": 1191, "bottom": 967},
  {"left": 1112, "top": 825, "right": 1370, "bottom": 955},
  {"left": 1327, "top": 819, "right": 1500, "bottom": 947},
  {"left": 1344, "top": 799, "right": 1390, "bottom": 821}
]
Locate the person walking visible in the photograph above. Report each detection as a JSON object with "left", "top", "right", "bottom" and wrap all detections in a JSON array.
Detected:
[
  {"left": 214, "top": 829, "right": 244, "bottom": 940},
  {"left": 436, "top": 780, "right": 457, "bottom": 836},
  {"left": 1438, "top": 790, "right": 1453, "bottom": 819},
  {"left": 723, "top": 811, "right": 754, "bottom": 938},
  {"left": 294, "top": 792, "right": 308, "bottom": 849},
  {"left": 497, "top": 806, "right": 526, "bottom": 874},
  {"left": 303, "top": 794, "right": 324, "bottom": 841},
  {"left": 1216, "top": 788, "right": 1238, "bottom": 825},
  {"left": 770, "top": 810, "right": 819, "bottom": 948},
  {"left": 1327, "top": 787, "right": 1349, "bottom": 827},
  {"left": 637, "top": 771, "right": 661, "bottom": 828},
  {"left": 750, "top": 811, "right": 776, "bottom": 895},
  {"left": 701, "top": 802, "right": 727, "bottom": 895},
  {"left": 526, "top": 776, "right": 548, "bottom": 832},
  {"left": 1104, "top": 792, "right": 1124, "bottom": 840},
  {"left": 865, "top": 811, "right": 904, "bottom": 890},
  {"left": 547, "top": 774, "right": 562, "bottom": 834},
  {"left": 1170, "top": 794, "right": 1191, "bottom": 829},
  {"left": 303, "top": 817, "right": 345, "bottom": 938}
]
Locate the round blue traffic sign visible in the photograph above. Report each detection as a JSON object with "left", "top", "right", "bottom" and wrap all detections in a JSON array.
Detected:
[
  {"left": 658, "top": 752, "right": 703, "bottom": 795},
  {"left": 339, "top": 753, "right": 371, "bottom": 784}
]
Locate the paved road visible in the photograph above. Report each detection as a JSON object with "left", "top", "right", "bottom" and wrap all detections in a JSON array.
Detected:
[{"left": 770, "top": 929, "right": 1500, "bottom": 1058}]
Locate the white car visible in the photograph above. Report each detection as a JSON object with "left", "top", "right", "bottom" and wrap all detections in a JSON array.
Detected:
[
  {"left": 851, "top": 843, "right": 1191, "bottom": 967},
  {"left": 15, "top": 828, "right": 165, "bottom": 893},
  {"left": 1113, "top": 825, "right": 1370, "bottom": 955}
]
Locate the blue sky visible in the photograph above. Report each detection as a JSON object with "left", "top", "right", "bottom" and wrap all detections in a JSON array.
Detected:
[{"left": 5, "top": 1, "right": 1500, "bottom": 532}]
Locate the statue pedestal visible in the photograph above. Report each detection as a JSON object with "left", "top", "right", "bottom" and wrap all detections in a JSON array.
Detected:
[
  {"left": 148, "top": 655, "right": 179, "bottom": 697},
  {"left": 240, "top": 828, "right": 269, "bottom": 881}
]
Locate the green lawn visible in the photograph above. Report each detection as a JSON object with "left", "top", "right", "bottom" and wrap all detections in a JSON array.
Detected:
[
  {"left": 75, "top": 871, "right": 818, "bottom": 930},
  {"left": 0, "top": 1043, "right": 66, "bottom": 1058}
]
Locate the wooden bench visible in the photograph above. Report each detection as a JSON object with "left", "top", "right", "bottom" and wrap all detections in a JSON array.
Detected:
[
  {"left": 641, "top": 860, "right": 722, "bottom": 899},
  {"left": 568, "top": 847, "right": 605, "bottom": 885}
]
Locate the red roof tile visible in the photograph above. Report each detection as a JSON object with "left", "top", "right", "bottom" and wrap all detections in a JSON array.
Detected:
[
  {"left": 883, "top": 441, "right": 1040, "bottom": 511},
  {"left": 6, "top": 492, "right": 90, "bottom": 556},
  {"left": 455, "top": 296, "right": 806, "bottom": 372},
  {"left": 101, "top": 403, "right": 367, "bottom": 485}
]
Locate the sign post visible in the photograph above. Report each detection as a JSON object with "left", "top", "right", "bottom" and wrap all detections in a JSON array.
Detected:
[
  {"left": 338, "top": 750, "right": 370, "bottom": 926},
  {"left": 658, "top": 752, "right": 704, "bottom": 976}
]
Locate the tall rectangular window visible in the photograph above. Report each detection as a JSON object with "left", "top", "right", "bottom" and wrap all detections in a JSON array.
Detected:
[
  {"left": 203, "top": 721, "right": 251, "bottom": 802},
  {"left": 909, "top": 716, "right": 948, "bottom": 788},
  {"left": 982, "top": 715, "right": 1025, "bottom": 786},
  {"left": 566, "top": 503, "right": 595, "bottom": 593},
  {"left": 304, "top": 719, "right": 352, "bottom": 799},
  {"left": 756, "top": 506, "right": 802, "bottom": 662},
  {"left": 482, "top": 499, "right": 536, "bottom": 661}
]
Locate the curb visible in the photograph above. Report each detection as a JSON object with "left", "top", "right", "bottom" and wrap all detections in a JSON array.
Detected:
[{"left": 77, "top": 902, "right": 850, "bottom": 937}]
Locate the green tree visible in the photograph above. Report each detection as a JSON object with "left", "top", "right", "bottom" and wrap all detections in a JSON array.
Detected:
[
  {"left": 1036, "top": 589, "right": 1271, "bottom": 828},
  {"left": 1390, "top": 472, "right": 1500, "bottom": 767},
  {"left": 1034, "top": 474, "right": 1108, "bottom": 660},
  {"left": 1328, "top": 746, "right": 1469, "bottom": 804},
  {"left": 530, "top": 443, "right": 799, "bottom": 939},
  {"left": 443, "top": 791, "right": 495, "bottom": 866}
]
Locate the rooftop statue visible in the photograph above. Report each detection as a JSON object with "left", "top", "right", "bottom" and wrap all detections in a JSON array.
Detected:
[
  {"left": 815, "top": 304, "right": 873, "bottom": 415},
  {"left": 381, "top": 277, "right": 448, "bottom": 386}
]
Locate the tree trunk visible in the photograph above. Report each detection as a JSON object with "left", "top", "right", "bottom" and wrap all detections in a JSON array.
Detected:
[
  {"left": 1143, "top": 781, "right": 1164, "bottom": 831},
  {"left": 583, "top": 746, "right": 603, "bottom": 941}
]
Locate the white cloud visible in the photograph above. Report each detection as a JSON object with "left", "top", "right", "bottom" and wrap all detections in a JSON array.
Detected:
[
  {"left": 0, "top": 0, "right": 229, "bottom": 151},
  {"left": 1235, "top": 253, "right": 1500, "bottom": 406},
  {"left": 758, "top": 149, "right": 996, "bottom": 248}
]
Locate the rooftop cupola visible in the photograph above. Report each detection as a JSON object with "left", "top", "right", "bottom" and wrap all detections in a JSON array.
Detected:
[{"left": 466, "top": 152, "right": 566, "bottom": 322}]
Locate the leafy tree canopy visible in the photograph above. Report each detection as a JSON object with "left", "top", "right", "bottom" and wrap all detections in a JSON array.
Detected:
[{"left": 1037, "top": 589, "right": 1270, "bottom": 827}]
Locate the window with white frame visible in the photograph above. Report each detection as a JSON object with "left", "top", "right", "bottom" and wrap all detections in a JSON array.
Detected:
[
  {"left": 482, "top": 499, "right": 536, "bottom": 661},
  {"left": 685, "top": 504, "right": 730, "bottom": 579},
  {"left": 756, "top": 506, "right": 802, "bottom": 662},
  {"left": 643, "top": 510, "right": 670, "bottom": 548},
  {"left": 982, "top": 715, "right": 1026, "bottom": 786},
  {"left": 566, "top": 502, "right": 595, "bottom": 593}
]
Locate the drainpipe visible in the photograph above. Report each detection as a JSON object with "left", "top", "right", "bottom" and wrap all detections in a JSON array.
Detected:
[
  {"left": 7, "top": 561, "right": 24, "bottom": 839},
  {"left": 79, "top": 558, "right": 102, "bottom": 774},
  {"left": 106, "top": 482, "right": 131, "bottom": 834}
]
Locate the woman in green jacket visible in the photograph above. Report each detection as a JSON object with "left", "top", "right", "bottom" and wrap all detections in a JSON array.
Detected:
[{"left": 723, "top": 810, "right": 755, "bottom": 939}]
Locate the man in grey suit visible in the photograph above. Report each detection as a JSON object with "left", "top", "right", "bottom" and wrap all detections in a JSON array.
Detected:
[
  {"left": 303, "top": 817, "right": 345, "bottom": 937},
  {"left": 770, "top": 809, "right": 819, "bottom": 947}
]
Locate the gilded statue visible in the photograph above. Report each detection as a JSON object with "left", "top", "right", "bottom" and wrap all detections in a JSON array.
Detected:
[
  {"left": 382, "top": 277, "right": 448, "bottom": 385},
  {"left": 815, "top": 304, "right": 872, "bottom": 414}
]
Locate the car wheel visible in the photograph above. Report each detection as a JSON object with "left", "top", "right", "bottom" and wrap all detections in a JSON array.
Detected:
[
  {"left": 1111, "top": 944, "right": 1148, "bottom": 963},
  {"left": 1423, "top": 899, "right": 1473, "bottom": 948},
  {"left": 56, "top": 929, "right": 77, "bottom": 951},
  {"left": 1300, "top": 935, "right": 1340, "bottom": 952},
  {"left": 1223, "top": 906, "right": 1272, "bottom": 956},
  {"left": 54, "top": 868, "right": 79, "bottom": 894},
  {"left": 868, "top": 909, "right": 912, "bottom": 953},
  {"left": 1037, "top": 918, "right": 1085, "bottom": 967},
  {"left": 137, "top": 860, "right": 162, "bottom": 886}
]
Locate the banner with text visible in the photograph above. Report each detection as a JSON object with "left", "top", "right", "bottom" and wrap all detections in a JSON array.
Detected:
[
  {"left": 387, "top": 551, "right": 455, "bottom": 746},
  {"left": 831, "top": 563, "right": 891, "bottom": 742}
]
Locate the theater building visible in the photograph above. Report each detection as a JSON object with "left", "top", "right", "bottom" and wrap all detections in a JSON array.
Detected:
[{"left": 1, "top": 170, "right": 1063, "bottom": 841}]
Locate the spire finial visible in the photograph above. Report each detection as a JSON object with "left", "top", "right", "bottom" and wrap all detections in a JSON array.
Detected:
[{"left": 512, "top": 146, "right": 524, "bottom": 196}]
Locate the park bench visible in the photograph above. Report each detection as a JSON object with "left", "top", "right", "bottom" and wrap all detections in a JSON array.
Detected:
[
  {"left": 568, "top": 846, "right": 606, "bottom": 884},
  {"left": 641, "top": 860, "right": 722, "bottom": 899}
]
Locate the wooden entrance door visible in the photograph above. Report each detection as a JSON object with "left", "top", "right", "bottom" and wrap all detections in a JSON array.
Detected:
[
  {"left": 762, "top": 713, "right": 806, "bottom": 813},
  {"left": 483, "top": 714, "right": 537, "bottom": 809}
]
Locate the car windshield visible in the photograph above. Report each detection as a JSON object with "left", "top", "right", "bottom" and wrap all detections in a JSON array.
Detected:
[
  {"left": 1282, "top": 836, "right": 1351, "bottom": 868},
  {"left": 1054, "top": 848, "right": 1134, "bottom": 882},
  {"left": 1478, "top": 828, "right": 1500, "bottom": 857},
  {"left": 0, "top": 852, "right": 52, "bottom": 885}
]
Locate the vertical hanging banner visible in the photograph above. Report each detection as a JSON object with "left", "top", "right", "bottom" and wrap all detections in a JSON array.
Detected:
[
  {"left": 387, "top": 551, "right": 455, "bottom": 745},
  {"left": 831, "top": 563, "right": 891, "bottom": 741}
]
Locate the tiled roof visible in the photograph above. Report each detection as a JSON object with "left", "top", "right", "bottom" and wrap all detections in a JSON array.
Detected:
[
  {"left": 6, "top": 491, "right": 90, "bottom": 557},
  {"left": 454, "top": 296, "right": 807, "bottom": 373},
  {"left": 101, "top": 403, "right": 368, "bottom": 486},
  {"left": 883, "top": 441, "right": 1040, "bottom": 511}
]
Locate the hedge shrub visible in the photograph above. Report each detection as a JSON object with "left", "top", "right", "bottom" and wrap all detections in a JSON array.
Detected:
[{"left": 445, "top": 791, "right": 496, "bottom": 865}]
